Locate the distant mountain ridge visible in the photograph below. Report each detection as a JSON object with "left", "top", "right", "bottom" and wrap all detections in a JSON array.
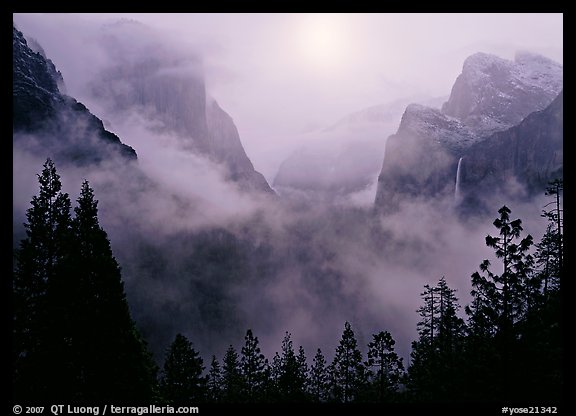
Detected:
[
  {"left": 88, "top": 20, "right": 274, "bottom": 195},
  {"left": 375, "top": 51, "right": 563, "bottom": 214}
]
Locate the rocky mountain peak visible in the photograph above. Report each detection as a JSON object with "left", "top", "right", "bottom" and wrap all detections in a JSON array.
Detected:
[
  {"left": 13, "top": 24, "right": 137, "bottom": 163},
  {"left": 442, "top": 51, "right": 562, "bottom": 137},
  {"left": 13, "top": 26, "right": 61, "bottom": 100},
  {"left": 460, "top": 52, "right": 512, "bottom": 86}
]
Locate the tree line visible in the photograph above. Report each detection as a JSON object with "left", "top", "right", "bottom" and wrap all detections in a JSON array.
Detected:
[{"left": 12, "top": 159, "right": 562, "bottom": 403}]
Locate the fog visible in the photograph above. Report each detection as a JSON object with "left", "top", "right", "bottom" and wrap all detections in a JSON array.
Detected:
[
  {"left": 13, "top": 137, "right": 550, "bottom": 364},
  {"left": 12, "top": 13, "right": 560, "bottom": 365},
  {"left": 12, "top": 13, "right": 563, "bottom": 181}
]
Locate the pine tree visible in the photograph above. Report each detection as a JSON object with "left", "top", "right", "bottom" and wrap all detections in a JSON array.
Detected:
[
  {"left": 408, "top": 277, "right": 465, "bottom": 401},
  {"left": 266, "top": 351, "right": 282, "bottom": 401},
  {"left": 161, "top": 333, "right": 206, "bottom": 403},
  {"left": 467, "top": 206, "right": 534, "bottom": 336},
  {"left": 277, "top": 332, "right": 307, "bottom": 402},
  {"left": 464, "top": 206, "right": 535, "bottom": 401},
  {"left": 536, "top": 179, "right": 563, "bottom": 297},
  {"left": 69, "top": 181, "right": 158, "bottom": 401},
  {"left": 416, "top": 283, "right": 440, "bottom": 348},
  {"left": 512, "top": 185, "right": 563, "bottom": 402},
  {"left": 542, "top": 179, "right": 563, "bottom": 286},
  {"left": 14, "top": 163, "right": 157, "bottom": 401},
  {"left": 330, "top": 322, "right": 367, "bottom": 403},
  {"left": 366, "top": 331, "right": 404, "bottom": 402},
  {"left": 309, "top": 348, "right": 329, "bottom": 402},
  {"left": 407, "top": 283, "right": 439, "bottom": 401},
  {"left": 240, "top": 329, "right": 267, "bottom": 402},
  {"left": 436, "top": 277, "right": 466, "bottom": 360},
  {"left": 206, "top": 355, "right": 223, "bottom": 403},
  {"left": 534, "top": 223, "right": 560, "bottom": 298},
  {"left": 222, "top": 345, "right": 244, "bottom": 403},
  {"left": 296, "top": 345, "right": 309, "bottom": 400},
  {"left": 13, "top": 158, "right": 72, "bottom": 400},
  {"left": 259, "top": 359, "right": 272, "bottom": 402}
]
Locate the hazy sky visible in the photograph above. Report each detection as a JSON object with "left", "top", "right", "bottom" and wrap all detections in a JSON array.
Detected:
[{"left": 13, "top": 13, "right": 563, "bottom": 179}]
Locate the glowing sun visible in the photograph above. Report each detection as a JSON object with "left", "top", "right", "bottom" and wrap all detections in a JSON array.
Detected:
[{"left": 295, "top": 14, "right": 350, "bottom": 71}]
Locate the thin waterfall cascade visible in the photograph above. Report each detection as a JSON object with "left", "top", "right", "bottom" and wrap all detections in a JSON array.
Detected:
[{"left": 454, "top": 157, "right": 463, "bottom": 204}]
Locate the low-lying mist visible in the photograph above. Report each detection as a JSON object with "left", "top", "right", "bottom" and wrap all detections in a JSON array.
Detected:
[{"left": 13, "top": 124, "right": 550, "bottom": 366}]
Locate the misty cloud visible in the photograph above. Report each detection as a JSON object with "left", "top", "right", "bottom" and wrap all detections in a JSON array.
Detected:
[
  {"left": 14, "top": 132, "right": 551, "bottom": 364},
  {"left": 13, "top": 13, "right": 563, "bottom": 181}
]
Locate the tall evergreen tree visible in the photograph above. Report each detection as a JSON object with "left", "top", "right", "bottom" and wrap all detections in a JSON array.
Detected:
[
  {"left": 259, "top": 359, "right": 272, "bottom": 402},
  {"left": 436, "top": 277, "right": 466, "bottom": 360},
  {"left": 68, "top": 181, "right": 158, "bottom": 401},
  {"left": 407, "top": 283, "right": 439, "bottom": 401},
  {"left": 240, "top": 329, "right": 267, "bottom": 402},
  {"left": 537, "top": 179, "right": 563, "bottom": 297},
  {"left": 222, "top": 345, "right": 244, "bottom": 403},
  {"left": 266, "top": 351, "right": 283, "bottom": 401},
  {"left": 534, "top": 223, "right": 560, "bottom": 299},
  {"left": 512, "top": 184, "right": 563, "bottom": 402},
  {"left": 14, "top": 163, "right": 157, "bottom": 401},
  {"left": 13, "top": 158, "right": 72, "bottom": 400},
  {"left": 161, "top": 333, "right": 206, "bottom": 403},
  {"left": 309, "top": 348, "right": 329, "bottom": 402},
  {"left": 277, "top": 332, "right": 307, "bottom": 402},
  {"left": 467, "top": 206, "right": 534, "bottom": 337},
  {"left": 206, "top": 355, "right": 223, "bottom": 403},
  {"left": 330, "top": 322, "right": 367, "bottom": 403},
  {"left": 296, "top": 345, "right": 309, "bottom": 399},
  {"left": 416, "top": 283, "right": 440, "bottom": 347},
  {"left": 408, "top": 277, "right": 465, "bottom": 401},
  {"left": 365, "top": 331, "right": 404, "bottom": 402},
  {"left": 542, "top": 179, "right": 563, "bottom": 286},
  {"left": 464, "top": 205, "right": 534, "bottom": 401}
]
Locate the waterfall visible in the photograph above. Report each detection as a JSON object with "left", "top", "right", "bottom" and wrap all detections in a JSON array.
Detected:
[{"left": 454, "top": 157, "right": 463, "bottom": 204}]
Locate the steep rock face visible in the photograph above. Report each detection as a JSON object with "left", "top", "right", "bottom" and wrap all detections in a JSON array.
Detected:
[
  {"left": 13, "top": 26, "right": 61, "bottom": 130},
  {"left": 206, "top": 100, "right": 275, "bottom": 194},
  {"left": 94, "top": 56, "right": 211, "bottom": 155},
  {"left": 25, "top": 35, "right": 67, "bottom": 95},
  {"left": 374, "top": 105, "right": 465, "bottom": 210},
  {"left": 442, "top": 52, "right": 562, "bottom": 137},
  {"left": 375, "top": 51, "right": 562, "bottom": 214},
  {"left": 459, "top": 90, "right": 563, "bottom": 210},
  {"left": 13, "top": 25, "right": 137, "bottom": 164},
  {"left": 90, "top": 21, "right": 274, "bottom": 195}
]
